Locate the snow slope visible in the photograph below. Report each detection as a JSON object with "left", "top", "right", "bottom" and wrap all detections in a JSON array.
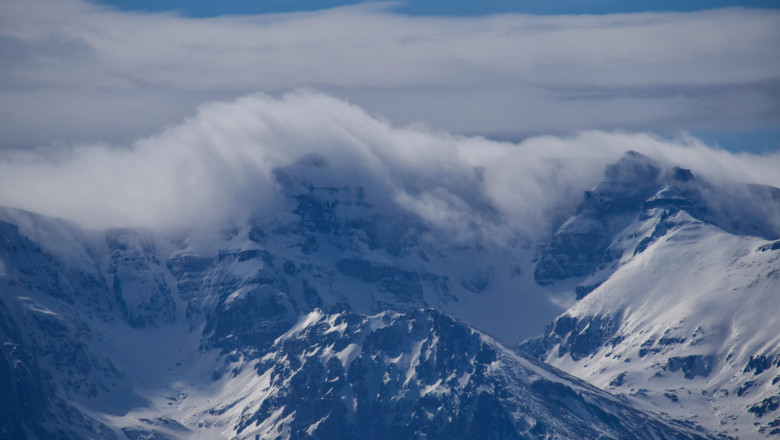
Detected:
[{"left": 523, "top": 153, "right": 780, "bottom": 438}]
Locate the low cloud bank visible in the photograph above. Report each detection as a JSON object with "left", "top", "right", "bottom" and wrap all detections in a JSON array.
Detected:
[{"left": 1, "top": 91, "right": 778, "bottom": 240}]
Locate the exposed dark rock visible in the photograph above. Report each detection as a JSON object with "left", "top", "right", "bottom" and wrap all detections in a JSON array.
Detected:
[
  {"left": 337, "top": 258, "right": 423, "bottom": 302},
  {"left": 750, "top": 396, "right": 780, "bottom": 418},
  {"left": 521, "top": 313, "right": 621, "bottom": 362},
  {"left": 204, "top": 283, "right": 298, "bottom": 356},
  {"left": 745, "top": 354, "right": 775, "bottom": 376},
  {"left": 666, "top": 355, "right": 715, "bottom": 380},
  {"left": 107, "top": 229, "right": 175, "bottom": 328},
  {"left": 166, "top": 255, "right": 217, "bottom": 301},
  {"left": 758, "top": 241, "right": 780, "bottom": 252},
  {"left": 575, "top": 281, "right": 602, "bottom": 300},
  {"left": 738, "top": 381, "right": 757, "bottom": 397},
  {"left": 610, "top": 372, "right": 626, "bottom": 387}
]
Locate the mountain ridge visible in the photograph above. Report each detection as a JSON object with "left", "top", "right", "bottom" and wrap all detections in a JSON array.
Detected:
[{"left": 1, "top": 150, "right": 778, "bottom": 438}]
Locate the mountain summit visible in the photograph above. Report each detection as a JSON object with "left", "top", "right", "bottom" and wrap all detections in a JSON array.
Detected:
[{"left": 525, "top": 152, "right": 780, "bottom": 437}]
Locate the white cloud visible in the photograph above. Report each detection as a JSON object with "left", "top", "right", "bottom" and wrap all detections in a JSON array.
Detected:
[
  {"left": 0, "top": 91, "right": 778, "bottom": 240},
  {"left": 1, "top": 2, "right": 777, "bottom": 235},
  {"left": 0, "top": 0, "right": 778, "bottom": 146}
]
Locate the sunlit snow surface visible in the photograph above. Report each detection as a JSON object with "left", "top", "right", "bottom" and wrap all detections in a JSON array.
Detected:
[{"left": 526, "top": 210, "right": 780, "bottom": 437}]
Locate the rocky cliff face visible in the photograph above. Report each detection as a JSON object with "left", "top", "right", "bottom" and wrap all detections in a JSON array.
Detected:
[{"left": 210, "top": 308, "right": 712, "bottom": 440}]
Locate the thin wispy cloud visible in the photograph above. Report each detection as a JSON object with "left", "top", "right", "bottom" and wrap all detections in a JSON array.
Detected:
[{"left": 0, "top": 0, "right": 778, "bottom": 146}]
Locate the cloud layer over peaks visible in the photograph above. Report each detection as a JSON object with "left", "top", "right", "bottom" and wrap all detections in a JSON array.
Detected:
[
  {"left": 1, "top": 91, "right": 779, "bottom": 238},
  {"left": 1, "top": 0, "right": 778, "bottom": 147}
]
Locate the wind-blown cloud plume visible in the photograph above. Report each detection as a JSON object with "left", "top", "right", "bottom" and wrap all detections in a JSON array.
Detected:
[
  {"left": 1, "top": 0, "right": 778, "bottom": 146},
  {"left": 1, "top": 91, "right": 778, "bottom": 239}
]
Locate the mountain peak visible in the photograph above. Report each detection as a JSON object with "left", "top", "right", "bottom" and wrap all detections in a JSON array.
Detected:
[
  {"left": 272, "top": 152, "right": 335, "bottom": 189},
  {"left": 533, "top": 151, "right": 780, "bottom": 287},
  {"left": 667, "top": 166, "right": 695, "bottom": 183},
  {"left": 602, "top": 150, "right": 661, "bottom": 185}
]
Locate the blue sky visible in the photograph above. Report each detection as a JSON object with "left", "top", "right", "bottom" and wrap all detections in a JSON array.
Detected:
[
  {"left": 98, "top": 0, "right": 780, "bottom": 17},
  {"left": 687, "top": 129, "right": 780, "bottom": 155}
]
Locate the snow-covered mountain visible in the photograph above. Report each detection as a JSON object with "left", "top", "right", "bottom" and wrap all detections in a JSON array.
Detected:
[
  {"left": 184, "top": 308, "right": 714, "bottom": 439},
  {"left": 1, "top": 149, "right": 777, "bottom": 439},
  {"left": 523, "top": 152, "right": 780, "bottom": 438}
]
